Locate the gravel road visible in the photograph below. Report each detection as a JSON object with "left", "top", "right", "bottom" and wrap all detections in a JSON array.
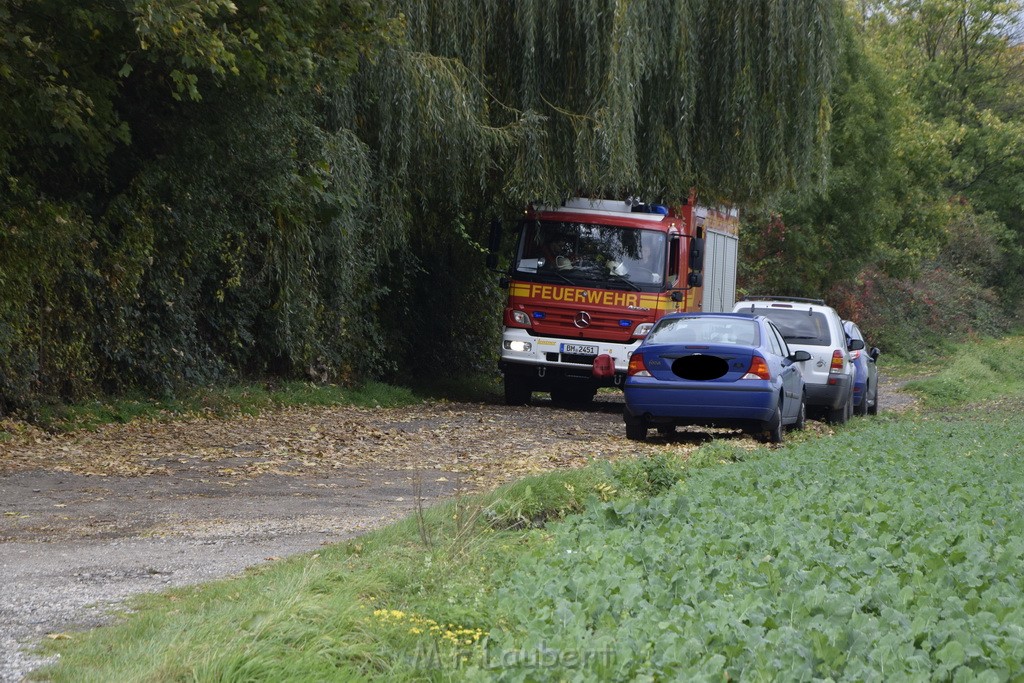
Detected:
[{"left": 0, "top": 381, "right": 916, "bottom": 681}]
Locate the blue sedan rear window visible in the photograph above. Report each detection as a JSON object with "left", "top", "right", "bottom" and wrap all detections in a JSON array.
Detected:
[{"left": 647, "top": 318, "right": 758, "bottom": 345}]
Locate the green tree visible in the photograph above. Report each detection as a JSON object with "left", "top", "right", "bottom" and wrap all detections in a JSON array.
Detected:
[
  {"left": 865, "top": 0, "right": 1024, "bottom": 254},
  {"left": 740, "top": 8, "right": 951, "bottom": 297},
  {"left": 1, "top": 0, "right": 844, "bottom": 411}
]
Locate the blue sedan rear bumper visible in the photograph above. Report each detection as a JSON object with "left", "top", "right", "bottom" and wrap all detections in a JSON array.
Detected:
[{"left": 624, "top": 380, "right": 778, "bottom": 427}]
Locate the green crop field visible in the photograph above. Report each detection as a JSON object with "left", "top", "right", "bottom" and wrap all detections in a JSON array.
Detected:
[{"left": 474, "top": 405, "right": 1024, "bottom": 680}]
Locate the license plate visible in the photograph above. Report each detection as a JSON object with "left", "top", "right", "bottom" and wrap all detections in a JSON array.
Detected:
[{"left": 561, "top": 343, "right": 599, "bottom": 356}]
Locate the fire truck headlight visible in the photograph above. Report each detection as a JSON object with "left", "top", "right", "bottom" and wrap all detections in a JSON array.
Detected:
[
  {"left": 503, "top": 340, "right": 532, "bottom": 353},
  {"left": 634, "top": 323, "right": 654, "bottom": 337},
  {"left": 510, "top": 310, "right": 532, "bottom": 326}
]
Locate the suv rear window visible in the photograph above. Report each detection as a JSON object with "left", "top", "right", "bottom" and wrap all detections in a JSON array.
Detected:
[
  {"left": 747, "top": 308, "right": 832, "bottom": 346},
  {"left": 648, "top": 317, "right": 758, "bottom": 345}
]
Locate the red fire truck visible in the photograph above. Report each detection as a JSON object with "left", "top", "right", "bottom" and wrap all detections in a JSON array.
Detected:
[{"left": 495, "top": 196, "right": 739, "bottom": 405}]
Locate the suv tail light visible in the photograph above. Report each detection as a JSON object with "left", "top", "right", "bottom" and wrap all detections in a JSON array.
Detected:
[
  {"left": 829, "top": 350, "right": 844, "bottom": 374},
  {"left": 627, "top": 353, "right": 651, "bottom": 377},
  {"left": 741, "top": 355, "right": 771, "bottom": 380}
]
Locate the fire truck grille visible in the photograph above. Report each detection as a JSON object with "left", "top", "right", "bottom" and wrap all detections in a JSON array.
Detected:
[{"left": 533, "top": 313, "right": 635, "bottom": 344}]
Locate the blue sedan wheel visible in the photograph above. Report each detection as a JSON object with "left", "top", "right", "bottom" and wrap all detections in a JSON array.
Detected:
[
  {"left": 792, "top": 392, "right": 807, "bottom": 431},
  {"left": 756, "top": 402, "right": 784, "bottom": 444},
  {"left": 626, "top": 420, "right": 648, "bottom": 442}
]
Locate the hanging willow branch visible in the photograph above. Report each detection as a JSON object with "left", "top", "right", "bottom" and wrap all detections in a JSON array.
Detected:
[{"left": 349, "top": 0, "right": 840, "bottom": 206}]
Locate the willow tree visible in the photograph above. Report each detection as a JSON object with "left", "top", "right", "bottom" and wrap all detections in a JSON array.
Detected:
[
  {"left": 342, "top": 0, "right": 842, "bottom": 373},
  {"left": 350, "top": 0, "right": 841, "bottom": 209}
]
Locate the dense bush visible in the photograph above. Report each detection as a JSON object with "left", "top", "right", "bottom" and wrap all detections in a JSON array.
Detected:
[{"left": 826, "top": 210, "right": 1020, "bottom": 359}]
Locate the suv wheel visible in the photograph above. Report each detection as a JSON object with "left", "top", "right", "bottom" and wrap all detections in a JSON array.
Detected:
[{"left": 827, "top": 399, "right": 849, "bottom": 425}]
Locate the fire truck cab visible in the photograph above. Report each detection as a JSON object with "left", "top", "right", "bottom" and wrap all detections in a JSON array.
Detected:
[{"left": 496, "top": 196, "right": 739, "bottom": 406}]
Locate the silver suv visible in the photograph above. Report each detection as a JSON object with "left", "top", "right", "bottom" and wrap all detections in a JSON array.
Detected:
[{"left": 732, "top": 297, "right": 861, "bottom": 424}]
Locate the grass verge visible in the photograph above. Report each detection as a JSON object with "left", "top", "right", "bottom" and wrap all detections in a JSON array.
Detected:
[
  {"left": 8, "top": 381, "right": 423, "bottom": 436},
  {"left": 902, "top": 335, "right": 1024, "bottom": 406}
]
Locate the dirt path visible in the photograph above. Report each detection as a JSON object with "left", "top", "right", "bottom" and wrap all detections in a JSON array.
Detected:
[{"left": 0, "top": 385, "right": 915, "bottom": 681}]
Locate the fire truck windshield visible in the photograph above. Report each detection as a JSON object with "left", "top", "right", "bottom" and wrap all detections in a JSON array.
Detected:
[{"left": 513, "top": 220, "right": 667, "bottom": 291}]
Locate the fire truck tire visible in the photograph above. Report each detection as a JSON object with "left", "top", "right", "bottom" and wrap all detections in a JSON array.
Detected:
[{"left": 503, "top": 376, "right": 532, "bottom": 406}]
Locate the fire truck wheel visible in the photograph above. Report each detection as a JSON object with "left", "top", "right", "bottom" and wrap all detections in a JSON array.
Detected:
[{"left": 503, "top": 376, "right": 532, "bottom": 406}]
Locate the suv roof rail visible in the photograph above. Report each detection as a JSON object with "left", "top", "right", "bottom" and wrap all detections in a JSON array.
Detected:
[{"left": 738, "top": 295, "right": 827, "bottom": 306}]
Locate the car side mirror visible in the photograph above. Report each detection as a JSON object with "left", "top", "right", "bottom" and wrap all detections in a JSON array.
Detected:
[
  {"left": 848, "top": 339, "right": 865, "bottom": 351},
  {"left": 790, "top": 350, "right": 812, "bottom": 362},
  {"left": 869, "top": 346, "right": 880, "bottom": 361}
]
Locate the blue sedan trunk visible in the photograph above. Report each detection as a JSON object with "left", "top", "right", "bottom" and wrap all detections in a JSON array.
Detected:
[{"left": 626, "top": 343, "right": 778, "bottom": 425}]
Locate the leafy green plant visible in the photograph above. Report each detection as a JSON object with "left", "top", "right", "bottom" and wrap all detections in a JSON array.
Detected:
[
  {"left": 685, "top": 439, "right": 753, "bottom": 468},
  {"left": 476, "top": 405, "right": 1024, "bottom": 680},
  {"left": 608, "top": 452, "right": 686, "bottom": 497}
]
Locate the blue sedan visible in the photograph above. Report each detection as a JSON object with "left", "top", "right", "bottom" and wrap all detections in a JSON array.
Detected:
[{"left": 623, "top": 313, "right": 810, "bottom": 443}]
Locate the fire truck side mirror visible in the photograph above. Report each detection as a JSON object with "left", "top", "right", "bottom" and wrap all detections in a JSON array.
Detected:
[
  {"left": 689, "top": 237, "right": 705, "bottom": 270},
  {"left": 688, "top": 272, "right": 703, "bottom": 287},
  {"left": 671, "top": 290, "right": 684, "bottom": 302}
]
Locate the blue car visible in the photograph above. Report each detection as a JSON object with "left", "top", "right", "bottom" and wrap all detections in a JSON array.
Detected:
[
  {"left": 843, "top": 320, "right": 880, "bottom": 416},
  {"left": 623, "top": 313, "right": 810, "bottom": 443}
]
